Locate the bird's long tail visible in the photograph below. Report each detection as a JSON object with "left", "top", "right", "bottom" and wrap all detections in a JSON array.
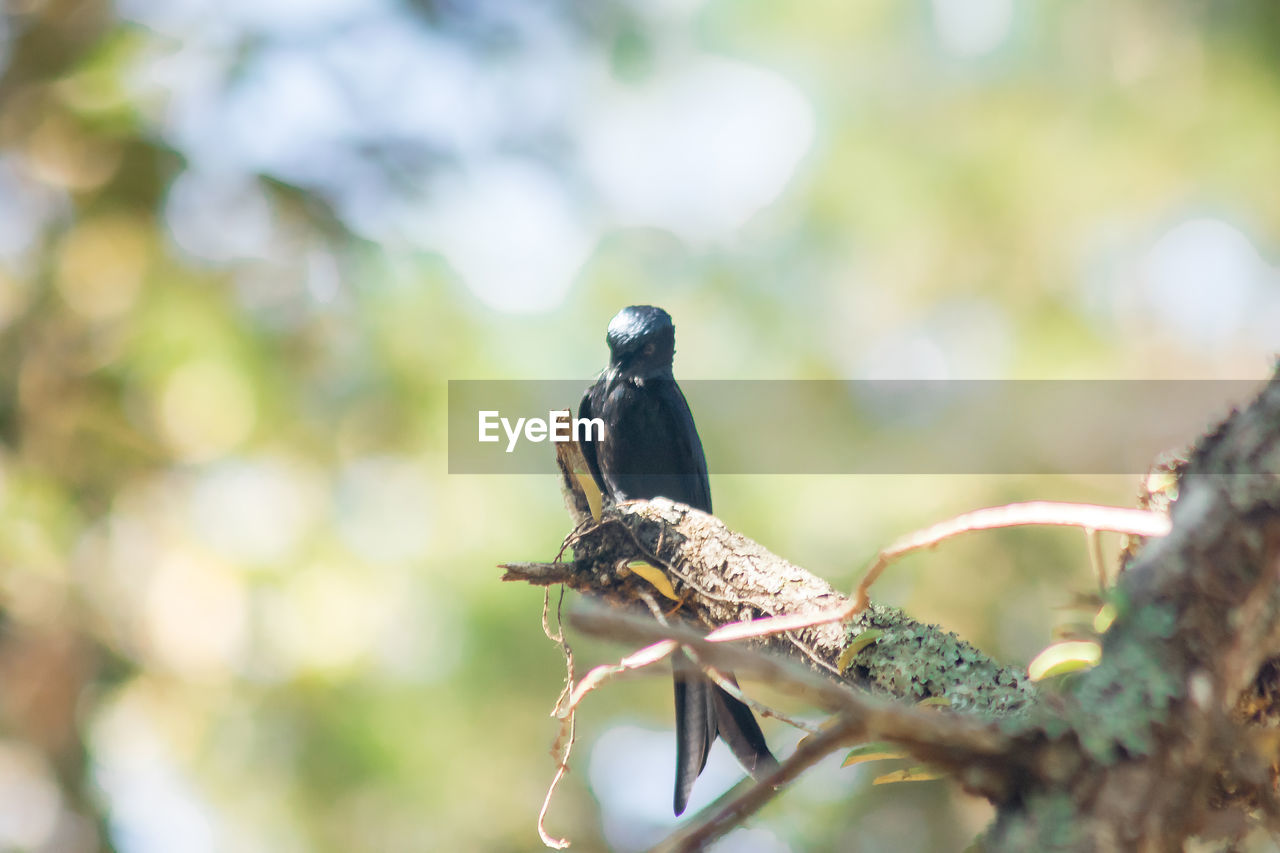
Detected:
[{"left": 672, "top": 652, "right": 778, "bottom": 815}]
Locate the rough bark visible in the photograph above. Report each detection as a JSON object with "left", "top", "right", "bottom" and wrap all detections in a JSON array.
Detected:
[
  {"left": 981, "top": 374, "right": 1280, "bottom": 850},
  {"left": 503, "top": 372, "right": 1280, "bottom": 850},
  {"left": 504, "top": 500, "right": 1033, "bottom": 720}
]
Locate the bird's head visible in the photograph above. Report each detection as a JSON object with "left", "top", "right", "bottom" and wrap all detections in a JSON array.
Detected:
[{"left": 606, "top": 305, "right": 676, "bottom": 377}]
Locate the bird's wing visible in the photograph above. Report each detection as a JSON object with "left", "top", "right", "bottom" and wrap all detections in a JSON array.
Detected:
[
  {"left": 589, "top": 376, "right": 710, "bottom": 511},
  {"left": 658, "top": 379, "right": 712, "bottom": 514},
  {"left": 578, "top": 377, "right": 608, "bottom": 500}
]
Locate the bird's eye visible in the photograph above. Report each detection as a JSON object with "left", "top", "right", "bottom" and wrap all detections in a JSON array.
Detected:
[{"left": 643, "top": 343, "right": 656, "bottom": 357}]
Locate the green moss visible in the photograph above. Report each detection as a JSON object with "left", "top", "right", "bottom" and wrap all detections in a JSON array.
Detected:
[
  {"left": 989, "top": 792, "right": 1087, "bottom": 851},
  {"left": 1024, "top": 603, "right": 1183, "bottom": 763},
  {"left": 842, "top": 603, "right": 1036, "bottom": 717}
]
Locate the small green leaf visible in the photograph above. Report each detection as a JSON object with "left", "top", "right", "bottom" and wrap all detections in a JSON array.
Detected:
[
  {"left": 873, "top": 766, "right": 944, "bottom": 785},
  {"left": 573, "top": 469, "right": 603, "bottom": 522},
  {"left": 1028, "top": 640, "right": 1102, "bottom": 682},
  {"left": 842, "top": 743, "right": 904, "bottom": 767},
  {"left": 1092, "top": 603, "right": 1117, "bottom": 634},
  {"left": 626, "top": 561, "right": 679, "bottom": 601},
  {"left": 837, "top": 628, "right": 885, "bottom": 671}
]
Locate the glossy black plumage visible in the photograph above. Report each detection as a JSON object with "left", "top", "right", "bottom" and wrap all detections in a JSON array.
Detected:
[{"left": 579, "top": 305, "right": 778, "bottom": 816}]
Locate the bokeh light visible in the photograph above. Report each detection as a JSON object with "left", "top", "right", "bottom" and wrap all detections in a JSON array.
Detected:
[{"left": 0, "top": 0, "right": 1277, "bottom": 850}]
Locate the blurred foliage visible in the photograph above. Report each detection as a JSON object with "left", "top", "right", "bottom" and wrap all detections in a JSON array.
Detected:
[{"left": 0, "top": 0, "right": 1277, "bottom": 851}]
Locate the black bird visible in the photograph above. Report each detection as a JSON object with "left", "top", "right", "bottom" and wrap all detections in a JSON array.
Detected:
[{"left": 579, "top": 305, "right": 778, "bottom": 815}]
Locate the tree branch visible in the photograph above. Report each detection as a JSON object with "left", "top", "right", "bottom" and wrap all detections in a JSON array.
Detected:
[
  {"left": 507, "top": 499, "right": 1035, "bottom": 718},
  {"left": 505, "top": 373, "right": 1280, "bottom": 850}
]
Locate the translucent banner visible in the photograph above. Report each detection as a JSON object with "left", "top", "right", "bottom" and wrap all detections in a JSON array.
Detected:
[{"left": 447, "top": 379, "right": 1267, "bottom": 475}]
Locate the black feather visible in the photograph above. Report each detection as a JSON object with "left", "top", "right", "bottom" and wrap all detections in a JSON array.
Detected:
[{"left": 580, "top": 305, "right": 776, "bottom": 816}]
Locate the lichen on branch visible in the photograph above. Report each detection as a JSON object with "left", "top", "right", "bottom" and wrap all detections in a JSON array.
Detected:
[{"left": 504, "top": 373, "right": 1280, "bottom": 851}]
